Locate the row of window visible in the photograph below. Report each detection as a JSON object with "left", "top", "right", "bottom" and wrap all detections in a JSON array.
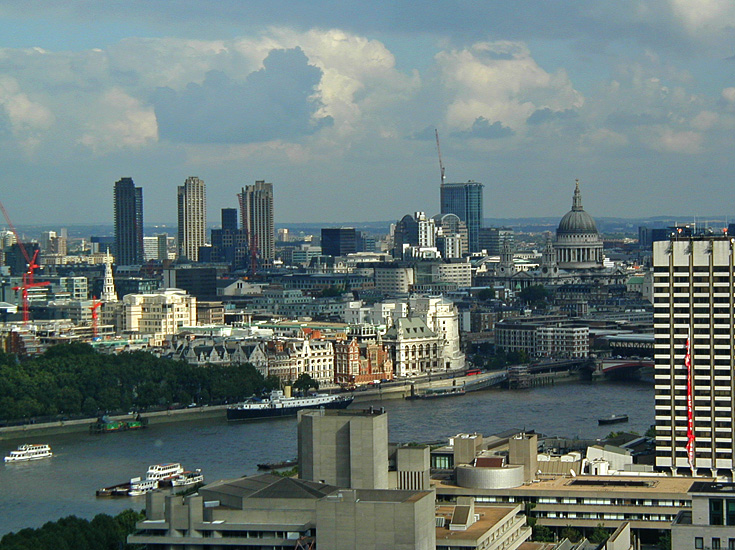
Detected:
[{"left": 694, "top": 537, "right": 735, "bottom": 550}]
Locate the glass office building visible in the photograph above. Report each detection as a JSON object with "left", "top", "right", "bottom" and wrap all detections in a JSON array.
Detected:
[{"left": 440, "top": 181, "right": 484, "bottom": 253}]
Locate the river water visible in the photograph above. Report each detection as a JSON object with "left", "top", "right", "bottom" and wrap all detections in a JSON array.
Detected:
[{"left": 0, "top": 378, "right": 654, "bottom": 535}]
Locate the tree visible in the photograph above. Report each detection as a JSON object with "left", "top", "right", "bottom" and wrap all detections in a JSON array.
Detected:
[
  {"left": 519, "top": 285, "right": 550, "bottom": 306},
  {"left": 293, "top": 373, "right": 319, "bottom": 394},
  {"left": 658, "top": 531, "right": 672, "bottom": 550},
  {"left": 477, "top": 288, "right": 495, "bottom": 301},
  {"left": 588, "top": 524, "right": 609, "bottom": 544},
  {"left": 0, "top": 509, "right": 143, "bottom": 550},
  {"left": 319, "top": 286, "right": 344, "bottom": 298},
  {"left": 532, "top": 524, "right": 555, "bottom": 542},
  {"left": 560, "top": 526, "right": 582, "bottom": 543}
]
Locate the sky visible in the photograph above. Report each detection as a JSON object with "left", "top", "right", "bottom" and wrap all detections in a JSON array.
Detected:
[{"left": 0, "top": 1, "right": 733, "bottom": 226}]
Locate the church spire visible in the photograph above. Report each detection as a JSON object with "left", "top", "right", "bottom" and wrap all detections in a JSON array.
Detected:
[
  {"left": 572, "top": 179, "right": 583, "bottom": 211},
  {"left": 101, "top": 248, "right": 118, "bottom": 302}
]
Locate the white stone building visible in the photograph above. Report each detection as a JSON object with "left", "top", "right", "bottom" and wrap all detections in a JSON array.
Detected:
[
  {"left": 382, "top": 317, "right": 443, "bottom": 377},
  {"left": 122, "top": 288, "right": 196, "bottom": 344},
  {"left": 409, "top": 295, "right": 465, "bottom": 370}
]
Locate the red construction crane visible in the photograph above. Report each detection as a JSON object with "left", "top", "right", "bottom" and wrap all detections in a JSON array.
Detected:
[
  {"left": 90, "top": 297, "right": 102, "bottom": 339},
  {"left": 0, "top": 200, "right": 49, "bottom": 323}
]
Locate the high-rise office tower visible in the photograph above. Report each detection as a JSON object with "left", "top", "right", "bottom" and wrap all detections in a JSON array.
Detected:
[
  {"left": 321, "top": 227, "right": 357, "bottom": 257},
  {"left": 177, "top": 177, "right": 206, "bottom": 262},
  {"left": 654, "top": 236, "right": 735, "bottom": 478},
  {"left": 440, "top": 181, "right": 484, "bottom": 253},
  {"left": 221, "top": 208, "right": 238, "bottom": 232},
  {"left": 238, "top": 180, "right": 274, "bottom": 264},
  {"left": 210, "top": 208, "right": 248, "bottom": 269},
  {"left": 113, "top": 177, "right": 144, "bottom": 265}
]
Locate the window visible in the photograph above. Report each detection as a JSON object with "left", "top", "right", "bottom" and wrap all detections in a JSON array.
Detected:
[
  {"left": 727, "top": 538, "right": 735, "bottom": 550},
  {"left": 727, "top": 499, "right": 735, "bottom": 526},
  {"left": 713, "top": 539, "right": 721, "bottom": 550},
  {"left": 712, "top": 499, "right": 725, "bottom": 525},
  {"left": 696, "top": 538, "right": 704, "bottom": 549}
]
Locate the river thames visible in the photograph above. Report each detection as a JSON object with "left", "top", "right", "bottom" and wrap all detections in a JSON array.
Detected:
[{"left": 0, "top": 378, "right": 654, "bottom": 535}]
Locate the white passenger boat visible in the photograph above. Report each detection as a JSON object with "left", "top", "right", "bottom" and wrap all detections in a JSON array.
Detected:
[
  {"left": 146, "top": 463, "right": 184, "bottom": 481},
  {"left": 128, "top": 477, "right": 159, "bottom": 496},
  {"left": 170, "top": 469, "right": 204, "bottom": 487},
  {"left": 227, "top": 390, "right": 353, "bottom": 421},
  {"left": 4, "top": 444, "right": 53, "bottom": 463}
]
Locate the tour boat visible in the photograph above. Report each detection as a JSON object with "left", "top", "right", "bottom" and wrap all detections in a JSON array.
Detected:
[
  {"left": 170, "top": 470, "right": 204, "bottom": 487},
  {"left": 128, "top": 477, "right": 159, "bottom": 496},
  {"left": 4, "top": 444, "right": 53, "bottom": 463},
  {"left": 146, "top": 463, "right": 185, "bottom": 481},
  {"left": 227, "top": 390, "right": 353, "bottom": 421}
]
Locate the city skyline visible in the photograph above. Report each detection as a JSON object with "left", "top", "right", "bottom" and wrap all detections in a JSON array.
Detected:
[{"left": 0, "top": 2, "right": 732, "bottom": 225}]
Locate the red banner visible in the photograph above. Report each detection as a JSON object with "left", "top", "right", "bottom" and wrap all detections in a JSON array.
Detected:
[{"left": 685, "top": 335, "right": 695, "bottom": 469}]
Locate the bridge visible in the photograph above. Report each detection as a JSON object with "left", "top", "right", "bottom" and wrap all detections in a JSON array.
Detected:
[
  {"left": 599, "top": 358, "right": 654, "bottom": 378},
  {"left": 464, "top": 371, "right": 507, "bottom": 391}
]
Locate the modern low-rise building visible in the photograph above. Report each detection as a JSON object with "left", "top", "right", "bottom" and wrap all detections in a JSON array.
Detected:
[
  {"left": 121, "top": 288, "right": 196, "bottom": 343},
  {"left": 672, "top": 481, "right": 735, "bottom": 550}
]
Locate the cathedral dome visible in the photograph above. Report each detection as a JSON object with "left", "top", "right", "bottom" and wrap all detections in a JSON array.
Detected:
[
  {"left": 556, "top": 180, "right": 598, "bottom": 235},
  {"left": 554, "top": 180, "right": 603, "bottom": 270}
]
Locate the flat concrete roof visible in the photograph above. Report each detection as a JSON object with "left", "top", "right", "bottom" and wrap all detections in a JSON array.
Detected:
[
  {"left": 434, "top": 475, "right": 706, "bottom": 496},
  {"left": 436, "top": 505, "right": 518, "bottom": 543}
]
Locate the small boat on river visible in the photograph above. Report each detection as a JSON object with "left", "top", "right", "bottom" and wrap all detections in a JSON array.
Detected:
[
  {"left": 4, "top": 444, "right": 53, "bottom": 463},
  {"left": 598, "top": 414, "right": 629, "bottom": 425},
  {"left": 406, "top": 385, "right": 465, "bottom": 400},
  {"left": 257, "top": 459, "right": 298, "bottom": 471}
]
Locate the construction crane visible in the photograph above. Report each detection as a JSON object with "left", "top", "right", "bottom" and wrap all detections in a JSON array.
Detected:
[
  {"left": 90, "top": 297, "right": 102, "bottom": 339},
  {"left": 435, "top": 128, "right": 446, "bottom": 185},
  {"left": 0, "top": 200, "right": 49, "bottom": 323}
]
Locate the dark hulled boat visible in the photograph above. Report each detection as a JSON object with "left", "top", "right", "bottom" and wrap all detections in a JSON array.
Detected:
[{"left": 226, "top": 391, "right": 353, "bottom": 422}]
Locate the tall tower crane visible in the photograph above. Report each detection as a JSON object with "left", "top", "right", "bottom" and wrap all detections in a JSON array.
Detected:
[
  {"left": 0, "top": 201, "right": 49, "bottom": 323},
  {"left": 435, "top": 129, "right": 446, "bottom": 185}
]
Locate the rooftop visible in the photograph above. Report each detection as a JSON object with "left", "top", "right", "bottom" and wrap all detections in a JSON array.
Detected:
[
  {"left": 434, "top": 474, "right": 704, "bottom": 495},
  {"left": 689, "top": 481, "right": 735, "bottom": 494},
  {"left": 436, "top": 505, "right": 519, "bottom": 543},
  {"left": 201, "top": 474, "right": 339, "bottom": 501}
]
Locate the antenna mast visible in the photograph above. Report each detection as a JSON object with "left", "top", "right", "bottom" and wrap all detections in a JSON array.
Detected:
[{"left": 435, "top": 129, "right": 445, "bottom": 185}]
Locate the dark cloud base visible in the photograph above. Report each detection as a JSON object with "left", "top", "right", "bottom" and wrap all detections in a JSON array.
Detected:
[{"left": 153, "top": 47, "right": 332, "bottom": 144}]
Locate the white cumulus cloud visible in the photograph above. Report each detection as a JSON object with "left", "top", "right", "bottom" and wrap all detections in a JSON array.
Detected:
[{"left": 434, "top": 41, "right": 583, "bottom": 134}]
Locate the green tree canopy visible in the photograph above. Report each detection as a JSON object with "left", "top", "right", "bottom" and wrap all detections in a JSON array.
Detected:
[
  {"left": 0, "top": 509, "right": 144, "bottom": 550},
  {"left": 519, "top": 285, "right": 550, "bottom": 306},
  {"left": 0, "top": 344, "right": 271, "bottom": 421},
  {"left": 477, "top": 288, "right": 495, "bottom": 301},
  {"left": 293, "top": 373, "right": 319, "bottom": 394}
]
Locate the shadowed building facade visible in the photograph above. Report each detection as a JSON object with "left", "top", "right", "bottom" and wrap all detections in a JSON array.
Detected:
[{"left": 113, "top": 177, "right": 143, "bottom": 265}]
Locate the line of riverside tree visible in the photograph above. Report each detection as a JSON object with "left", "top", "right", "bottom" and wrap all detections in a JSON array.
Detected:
[
  {"left": 0, "top": 343, "right": 280, "bottom": 422},
  {"left": 0, "top": 509, "right": 144, "bottom": 550}
]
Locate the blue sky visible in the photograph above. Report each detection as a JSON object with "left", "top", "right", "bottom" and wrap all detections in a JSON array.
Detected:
[{"left": 0, "top": 1, "right": 733, "bottom": 225}]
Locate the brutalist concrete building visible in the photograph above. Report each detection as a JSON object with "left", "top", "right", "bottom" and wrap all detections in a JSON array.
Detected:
[
  {"left": 127, "top": 474, "right": 436, "bottom": 549},
  {"left": 298, "top": 407, "right": 389, "bottom": 489}
]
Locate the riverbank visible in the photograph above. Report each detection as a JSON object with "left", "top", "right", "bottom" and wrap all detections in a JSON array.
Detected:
[
  {"left": 0, "top": 369, "right": 587, "bottom": 441},
  {"left": 0, "top": 405, "right": 230, "bottom": 441}
]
